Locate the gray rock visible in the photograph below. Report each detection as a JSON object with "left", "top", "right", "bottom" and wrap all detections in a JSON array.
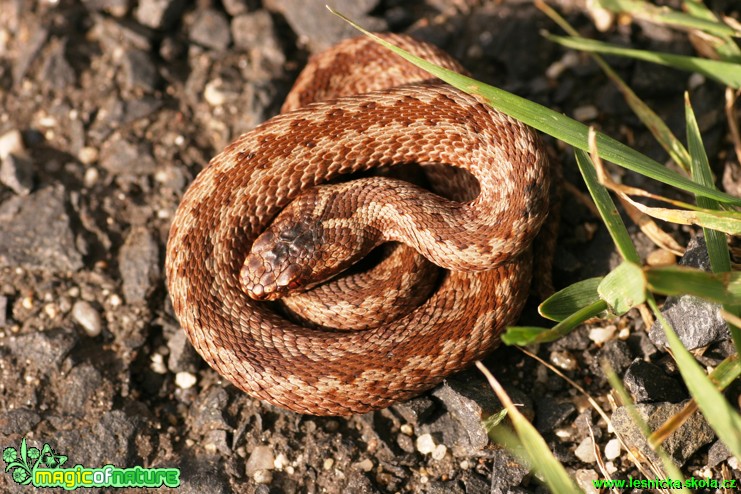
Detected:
[
  {"left": 5, "top": 328, "right": 78, "bottom": 376},
  {"left": 0, "top": 408, "right": 42, "bottom": 436},
  {"left": 190, "top": 9, "right": 232, "bottom": 51},
  {"left": 12, "top": 20, "right": 48, "bottom": 85},
  {"left": 574, "top": 409, "right": 602, "bottom": 442},
  {"left": 427, "top": 373, "right": 525, "bottom": 456},
  {"left": 0, "top": 186, "right": 83, "bottom": 272},
  {"left": 626, "top": 330, "right": 659, "bottom": 361},
  {"left": 121, "top": 48, "right": 159, "bottom": 92},
  {"left": 58, "top": 364, "right": 105, "bottom": 416},
  {"left": 649, "top": 295, "right": 728, "bottom": 350},
  {"left": 82, "top": 0, "right": 130, "bottom": 17},
  {"left": 222, "top": 0, "right": 254, "bottom": 16},
  {"left": 0, "top": 295, "right": 7, "bottom": 327},
  {"left": 166, "top": 328, "right": 201, "bottom": 373},
  {"left": 40, "top": 38, "right": 75, "bottom": 91},
  {"left": 488, "top": 449, "right": 530, "bottom": 492},
  {"left": 100, "top": 135, "right": 156, "bottom": 175},
  {"left": 535, "top": 396, "right": 575, "bottom": 433},
  {"left": 57, "top": 410, "right": 140, "bottom": 467},
  {"left": 0, "top": 129, "right": 33, "bottom": 195},
  {"left": 177, "top": 455, "right": 231, "bottom": 494},
  {"left": 591, "top": 339, "right": 632, "bottom": 379},
  {"left": 392, "top": 396, "right": 436, "bottom": 425},
  {"left": 190, "top": 387, "right": 230, "bottom": 434},
  {"left": 0, "top": 153, "right": 33, "bottom": 195},
  {"left": 611, "top": 401, "right": 715, "bottom": 466},
  {"left": 264, "top": 0, "right": 386, "bottom": 52},
  {"left": 119, "top": 227, "right": 160, "bottom": 304},
  {"left": 707, "top": 439, "right": 731, "bottom": 467},
  {"left": 623, "top": 359, "right": 687, "bottom": 403},
  {"left": 649, "top": 236, "right": 729, "bottom": 350},
  {"left": 135, "top": 0, "right": 184, "bottom": 30},
  {"left": 231, "top": 11, "right": 285, "bottom": 69}
]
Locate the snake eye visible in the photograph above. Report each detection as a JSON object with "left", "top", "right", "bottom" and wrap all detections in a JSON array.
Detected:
[{"left": 276, "top": 264, "right": 303, "bottom": 290}]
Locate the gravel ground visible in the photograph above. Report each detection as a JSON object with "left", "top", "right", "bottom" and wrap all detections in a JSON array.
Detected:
[{"left": 0, "top": 0, "right": 739, "bottom": 493}]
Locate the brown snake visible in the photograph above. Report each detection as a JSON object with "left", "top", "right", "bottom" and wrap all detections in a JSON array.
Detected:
[{"left": 165, "top": 34, "right": 552, "bottom": 416}]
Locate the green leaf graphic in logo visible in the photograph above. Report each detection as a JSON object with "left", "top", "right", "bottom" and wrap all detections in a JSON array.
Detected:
[
  {"left": 3, "top": 439, "right": 33, "bottom": 485},
  {"left": 38, "top": 443, "right": 67, "bottom": 469},
  {"left": 2, "top": 447, "right": 17, "bottom": 464},
  {"left": 3, "top": 439, "right": 68, "bottom": 485},
  {"left": 12, "top": 467, "right": 30, "bottom": 483}
]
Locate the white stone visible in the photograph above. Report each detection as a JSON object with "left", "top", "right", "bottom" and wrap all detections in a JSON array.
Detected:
[
  {"left": 253, "top": 469, "right": 272, "bottom": 484},
  {"left": 246, "top": 445, "right": 275, "bottom": 475},
  {"left": 175, "top": 372, "right": 197, "bottom": 389},
  {"left": 415, "top": 433, "right": 436, "bottom": 455},
  {"left": 604, "top": 438, "right": 621, "bottom": 460},
  {"left": 431, "top": 444, "right": 447, "bottom": 461},
  {"left": 72, "top": 301, "right": 102, "bottom": 337},
  {"left": 575, "top": 437, "right": 597, "bottom": 463}
]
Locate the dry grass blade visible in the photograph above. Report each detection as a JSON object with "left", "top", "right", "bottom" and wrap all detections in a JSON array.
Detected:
[
  {"left": 475, "top": 361, "right": 580, "bottom": 493},
  {"left": 519, "top": 348, "right": 657, "bottom": 484}
]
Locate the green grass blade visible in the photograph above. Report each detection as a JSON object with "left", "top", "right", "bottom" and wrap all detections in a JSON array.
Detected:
[
  {"left": 682, "top": 0, "right": 741, "bottom": 61},
  {"left": 574, "top": 149, "right": 641, "bottom": 263},
  {"left": 711, "top": 354, "right": 741, "bottom": 389},
  {"left": 539, "top": 1, "right": 691, "bottom": 172},
  {"left": 598, "top": 262, "right": 646, "bottom": 315},
  {"left": 329, "top": 7, "right": 741, "bottom": 206},
  {"left": 477, "top": 362, "right": 581, "bottom": 494},
  {"left": 504, "top": 299, "right": 609, "bottom": 345},
  {"left": 685, "top": 93, "right": 732, "bottom": 273},
  {"left": 547, "top": 34, "right": 741, "bottom": 89},
  {"left": 598, "top": 0, "right": 741, "bottom": 39},
  {"left": 648, "top": 297, "right": 741, "bottom": 461},
  {"left": 539, "top": 277, "right": 604, "bottom": 321},
  {"left": 646, "top": 265, "right": 741, "bottom": 306},
  {"left": 603, "top": 361, "right": 690, "bottom": 493}
]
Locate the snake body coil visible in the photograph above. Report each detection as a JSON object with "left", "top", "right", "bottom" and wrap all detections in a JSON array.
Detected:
[{"left": 166, "top": 34, "right": 551, "bottom": 415}]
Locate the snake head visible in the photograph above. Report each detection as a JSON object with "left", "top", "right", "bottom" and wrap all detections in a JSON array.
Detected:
[
  {"left": 241, "top": 186, "right": 382, "bottom": 301},
  {"left": 241, "top": 226, "right": 319, "bottom": 301}
]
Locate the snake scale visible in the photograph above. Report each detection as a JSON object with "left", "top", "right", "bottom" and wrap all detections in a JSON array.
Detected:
[{"left": 165, "top": 34, "right": 552, "bottom": 416}]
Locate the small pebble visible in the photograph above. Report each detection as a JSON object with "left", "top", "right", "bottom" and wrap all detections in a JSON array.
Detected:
[
  {"left": 150, "top": 353, "right": 167, "bottom": 374},
  {"left": 175, "top": 371, "right": 197, "bottom": 389},
  {"left": 78, "top": 146, "right": 99, "bottom": 165},
  {"left": 549, "top": 350, "right": 578, "bottom": 371},
  {"left": 431, "top": 444, "right": 447, "bottom": 461},
  {"left": 253, "top": 469, "right": 272, "bottom": 484},
  {"left": 83, "top": 167, "right": 100, "bottom": 187},
  {"left": 400, "top": 424, "right": 413, "bottom": 435},
  {"left": 72, "top": 300, "right": 103, "bottom": 337},
  {"left": 322, "top": 458, "right": 334, "bottom": 470},
  {"left": 0, "top": 129, "right": 24, "bottom": 159},
  {"left": 246, "top": 445, "right": 275, "bottom": 475},
  {"left": 604, "top": 438, "right": 621, "bottom": 460},
  {"left": 575, "top": 469, "right": 599, "bottom": 494},
  {"left": 273, "top": 453, "right": 289, "bottom": 471},
  {"left": 574, "top": 437, "right": 597, "bottom": 463},
  {"left": 588, "top": 325, "right": 616, "bottom": 345},
  {"left": 416, "top": 433, "right": 436, "bottom": 455},
  {"left": 353, "top": 458, "right": 373, "bottom": 472}
]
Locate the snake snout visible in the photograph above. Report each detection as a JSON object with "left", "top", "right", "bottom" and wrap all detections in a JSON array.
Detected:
[{"left": 241, "top": 228, "right": 316, "bottom": 300}]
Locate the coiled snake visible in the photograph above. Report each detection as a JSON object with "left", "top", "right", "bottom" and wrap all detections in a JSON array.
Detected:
[{"left": 165, "top": 34, "right": 552, "bottom": 415}]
